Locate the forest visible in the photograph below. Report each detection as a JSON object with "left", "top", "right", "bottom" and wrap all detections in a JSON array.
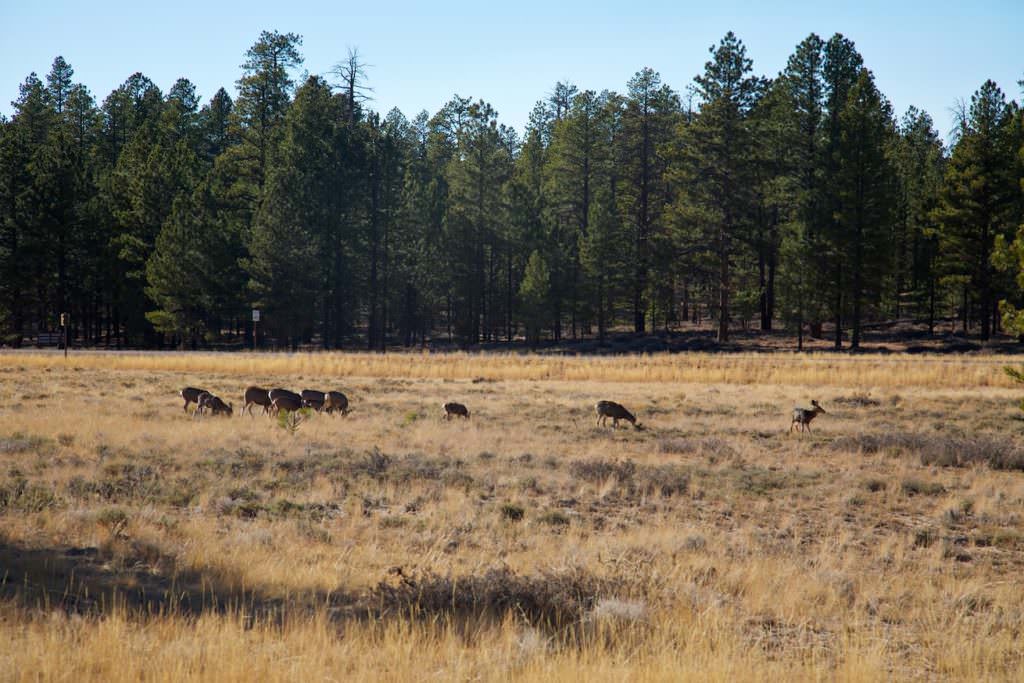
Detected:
[{"left": 1, "top": 30, "right": 1022, "bottom": 350}]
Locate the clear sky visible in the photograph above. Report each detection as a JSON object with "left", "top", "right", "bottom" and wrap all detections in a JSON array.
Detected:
[{"left": 1, "top": 0, "right": 1021, "bottom": 142}]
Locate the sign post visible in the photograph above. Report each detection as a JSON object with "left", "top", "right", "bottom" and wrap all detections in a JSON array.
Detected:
[
  {"left": 60, "top": 313, "right": 68, "bottom": 359},
  {"left": 252, "top": 309, "right": 260, "bottom": 350}
]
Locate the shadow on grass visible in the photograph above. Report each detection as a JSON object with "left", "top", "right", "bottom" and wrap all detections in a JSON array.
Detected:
[
  {"left": 0, "top": 539, "right": 614, "bottom": 635},
  {"left": 0, "top": 540, "right": 355, "bottom": 622}
]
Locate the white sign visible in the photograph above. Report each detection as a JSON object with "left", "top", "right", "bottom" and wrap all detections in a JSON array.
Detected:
[{"left": 252, "top": 309, "right": 261, "bottom": 322}]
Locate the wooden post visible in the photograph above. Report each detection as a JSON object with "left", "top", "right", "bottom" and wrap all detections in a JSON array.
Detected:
[
  {"left": 252, "top": 309, "right": 260, "bottom": 351},
  {"left": 60, "top": 312, "right": 68, "bottom": 359}
]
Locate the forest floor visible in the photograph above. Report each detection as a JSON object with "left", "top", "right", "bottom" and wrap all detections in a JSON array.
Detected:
[{"left": 2, "top": 351, "right": 1024, "bottom": 680}]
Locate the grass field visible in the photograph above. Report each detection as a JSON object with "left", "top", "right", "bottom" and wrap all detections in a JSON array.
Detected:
[{"left": 2, "top": 350, "right": 1024, "bottom": 680}]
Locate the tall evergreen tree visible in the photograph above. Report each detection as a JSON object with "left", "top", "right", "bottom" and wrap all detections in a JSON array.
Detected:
[
  {"left": 934, "top": 80, "right": 1016, "bottom": 340},
  {"left": 833, "top": 69, "right": 897, "bottom": 348},
  {"left": 892, "top": 107, "right": 945, "bottom": 332},
  {"left": 620, "top": 68, "right": 678, "bottom": 332},
  {"left": 669, "top": 32, "right": 764, "bottom": 342},
  {"left": 247, "top": 75, "right": 344, "bottom": 348}
]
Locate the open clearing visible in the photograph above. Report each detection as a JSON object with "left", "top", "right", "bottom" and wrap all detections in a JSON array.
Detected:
[{"left": 2, "top": 351, "right": 1024, "bottom": 680}]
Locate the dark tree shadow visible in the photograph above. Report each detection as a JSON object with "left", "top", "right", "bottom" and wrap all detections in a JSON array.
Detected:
[{"left": 0, "top": 539, "right": 358, "bottom": 623}]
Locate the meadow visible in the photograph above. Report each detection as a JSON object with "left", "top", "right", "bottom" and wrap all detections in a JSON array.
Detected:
[{"left": 2, "top": 350, "right": 1024, "bottom": 681}]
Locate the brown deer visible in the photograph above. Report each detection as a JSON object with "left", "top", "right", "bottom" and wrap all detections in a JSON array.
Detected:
[
  {"left": 324, "top": 391, "right": 349, "bottom": 415},
  {"left": 268, "top": 388, "right": 300, "bottom": 405},
  {"left": 271, "top": 393, "right": 303, "bottom": 415},
  {"left": 201, "top": 395, "right": 234, "bottom": 417},
  {"left": 301, "top": 389, "right": 326, "bottom": 412},
  {"left": 443, "top": 402, "right": 470, "bottom": 420},
  {"left": 242, "top": 386, "right": 272, "bottom": 416},
  {"left": 595, "top": 400, "right": 641, "bottom": 429},
  {"left": 180, "top": 387, "right": 208, "bottom": 413},
  {"left": 790, "top": 400, "right": 826, "bottom": 433}
]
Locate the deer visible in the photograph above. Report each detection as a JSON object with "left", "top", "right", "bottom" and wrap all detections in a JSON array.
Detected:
[
  {"left": 301, "top": 389, "right": 326, "bottom": 412},
  {"left": 242, "top": 386, "right": 272, "bottom": 416},
  {"left": 443, "top": 402, "right": 470, "bottom": 420},
  {"left": 790, "top": 400, "right": 827, "bottom": 433},
  {"left": 201, "top": 394, "right": 234, "bottom": 417},
  {"left": 180, "top": 387, "right": 208, "bottom": 413},
  {"left": 195, "top": 391, "right": 214, "bottom": 416},
  {"left": 324, "top": 391, "right": 350, "bottom": 416},
  {"left": 595, "top": 400, "right": 641, "bottom": 429},
  {"left": 268, "top": 388, "right": 300, "bottom": 404},
  {"left": 271, "top": 393, "right": 303, "bottom": 415}
]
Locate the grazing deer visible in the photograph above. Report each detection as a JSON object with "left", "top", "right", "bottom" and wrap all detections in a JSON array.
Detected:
[
  {"left": 242, "top": 386, "right": 272, "bottom": 416},
  {"left": 443, "top": 402, "right": 470, "bottom": 420},
  {"left": 790, "top": 400, "right": 826, "bottom": 433},
  {"left": 180, "top": 387, "right": 208, "bottom": 413},
  {"left": 195, "top": 391, "right": 214, "bottom": 415},
  {"left": 301, "top": 389, "right": 326, "bottom": 412},
  {"left": 271, "top": 393, "right": 303, "bottom": 415},
  {"left": 268, "top": 388, "right": 300, "bottom": 404},
  {"left": 595, "top": 400, "right": 641, "bottom": 429},
  {"left": 201, "top": 395, "right": 234, "bottom": 417},
  {"left": 324, "top": 391, "right": 349, "bottom": 416}
]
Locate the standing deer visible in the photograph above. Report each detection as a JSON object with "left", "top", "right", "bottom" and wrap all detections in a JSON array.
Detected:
[
  {"left": 180, "top": 387, "right": 208, "bottom": 413},
  {"left": 790, "top": 400, "right": 827, "bottom": 433},
  {"left": 324, "top": 391, "right": 350, "bottom": 415},
  {"left": 242, "top": 386, "right": 272, "bottom": 416},
  {"left": 443, "top": 402, "right": 470, "bottom": 420},
  {"left": 595, "top": 400, "right": 641, "bottom": 429}
]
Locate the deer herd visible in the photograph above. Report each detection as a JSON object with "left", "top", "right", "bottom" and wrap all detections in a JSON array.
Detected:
[{"left": 180, "top": 385, "right": 827, "bottom": 434}]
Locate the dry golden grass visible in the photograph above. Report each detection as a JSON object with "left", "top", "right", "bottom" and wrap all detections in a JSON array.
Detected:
[
  {"left": 2, "top": 348, "right": 1022, "bottom": 388},
  {"left": 2, "top": 351, "right": 1024, "bottom": 680}
]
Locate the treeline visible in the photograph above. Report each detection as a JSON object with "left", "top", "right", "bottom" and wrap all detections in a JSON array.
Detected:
[{"left": 1, "top": 30, "right": 1023, "bottom": 350}]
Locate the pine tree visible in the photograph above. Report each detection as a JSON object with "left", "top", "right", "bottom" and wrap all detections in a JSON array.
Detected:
[
  {"left": 442, "top": 99, "right": 513, "bottom": 344},
  {"left": 247, "top": 76, "right": 343, "bottom": 348},
  {"left": 934, "top": 80, "right": 1016, "bottom": 340},
  {"left": 620, "top": 68, "right": 678, "bottom": 333},
  {"left": 519, "top": 250, "right": 550, "bottom": 347},
  {"left": 833, "top": 69, "right": 897, "bottom": 348},
  {"left": 821, "top": 34, "right": 865, "bottom": 348},
  {"left": 891, "top": 107, "right": 945, "bottom": 333},
  {"left": 669, "top": 32, "right": 764, "bottom": 342},
  {"left": 773, "top": 35, "right": 828, "bottom": 346},
  {"left": 0, "top": 74, "right": 52, "bottom": 343}
]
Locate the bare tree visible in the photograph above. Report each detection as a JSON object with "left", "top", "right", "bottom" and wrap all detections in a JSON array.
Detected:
[{"left": 332, "top": 47, "right": 373, "bottom": 125}]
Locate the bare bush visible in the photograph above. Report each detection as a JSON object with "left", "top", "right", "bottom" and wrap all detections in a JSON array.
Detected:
[
  {"left": 369, "top": 566, "right": 616, "bottom": 630},
  {"left": 831, "top": 431, "right": 1024, "bottom": 471}
]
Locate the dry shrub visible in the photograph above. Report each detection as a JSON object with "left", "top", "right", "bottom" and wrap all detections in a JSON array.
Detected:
[
  {"left": 0, "top": 432, "right": 55, "bottom": 456},
  {"left": 633, "top": 464, "right": 690, "bottom": 498},
  {"left": 570, "top": 459, "right": 636, "bottom": 484},
  {"left": 0, "top": 477, "right": 61, "bottom": 512},
  {"left": 96, "top": 462, "right": 163, "bottom": 502},
  {"left": 657, "top": 436, "right": 735, "bottom": 457},
  {"left": 832, "top": 393, "right": 881, "bottom": 407},
  {"left": 369, "top": 566, "right": 615, "bottom": 630},
  {"left": 900, "top": 479, "right": 946, "bottom": 496},
  {"left": 569, "top": 459, "right": 689, "bottom": 499},
  {"left": 831, "top": 431, "right": 1024, "bottom": 470},
  {"left": 829, "top": 432, "right": 927, "bottom": 456}
]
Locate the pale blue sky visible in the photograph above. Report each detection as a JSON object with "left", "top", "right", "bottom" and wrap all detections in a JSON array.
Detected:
[{"left": 1, "top": 1, "right": 1021, "bottom": 141}]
